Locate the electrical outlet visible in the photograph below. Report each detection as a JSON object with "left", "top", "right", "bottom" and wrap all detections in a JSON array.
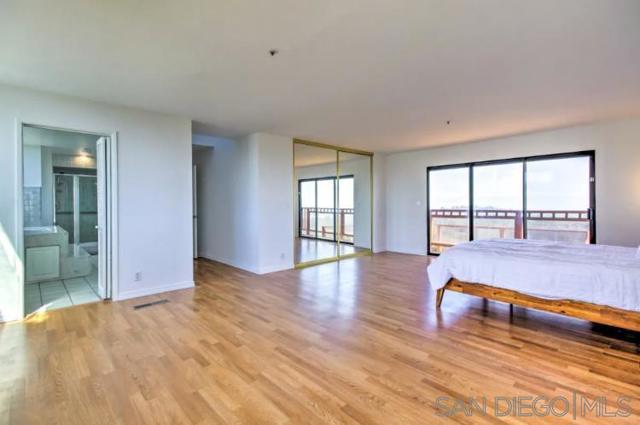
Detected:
[{"left": 135, "top": 272, "right": 142, "bottom": 282}]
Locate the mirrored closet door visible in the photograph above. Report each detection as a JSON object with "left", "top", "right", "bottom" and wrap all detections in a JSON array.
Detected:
[{"left": 293, "top": 140, "right": 373, "bottom": 267}]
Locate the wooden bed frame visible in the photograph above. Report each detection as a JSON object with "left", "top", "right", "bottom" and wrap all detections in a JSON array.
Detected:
[{"left": 436, "top": 278, "right": 640, "bottom": 332}]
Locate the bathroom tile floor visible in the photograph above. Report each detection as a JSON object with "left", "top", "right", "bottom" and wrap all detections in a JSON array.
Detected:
[{"left": 25, "top": 256, "right": 101, "bottom": 314}]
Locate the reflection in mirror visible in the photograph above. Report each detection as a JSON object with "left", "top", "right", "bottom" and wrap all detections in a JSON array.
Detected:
[
  {"left": 338, "top": 151, "right": 372, "bottom": 256},
  {"left": 294, "top": 143, "right": 338, "bottom": 264}
]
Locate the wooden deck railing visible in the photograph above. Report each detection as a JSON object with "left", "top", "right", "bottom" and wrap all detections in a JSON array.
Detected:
[
  {"left": 430, "top": 208, "right": 590, "bottom": 251},
  {"left": 300, "top": 207, "right": 354, "bottom": 239}
]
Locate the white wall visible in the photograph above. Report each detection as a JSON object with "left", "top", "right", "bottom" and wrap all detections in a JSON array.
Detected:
[
  {"left": 193, "top": 132, "right": 294, "bottom": 274},
  {"left": 372, "top": 153, "right": 387, "bottom": 253},
  {"left": 0, "top": 84, "right": 194, "bottom": 321},
  {"left": 194, "top": 133, "right": 385, "bottom": 273},
  {"left": 191, "top": 135, "right": 257, "bottom": 270},
  {"left": 255, "top": 133, "right": 295, "bottom": 272},
  {"left": 385, "top": 118, "right": 640, "bottom": 255},
  {"left": 23, "top": 145, "right": 42, "bottom": 187}
]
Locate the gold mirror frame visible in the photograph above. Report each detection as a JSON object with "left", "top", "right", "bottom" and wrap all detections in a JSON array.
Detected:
[{"left": 293, "top": 139, "right": 374, "bottom": 269}]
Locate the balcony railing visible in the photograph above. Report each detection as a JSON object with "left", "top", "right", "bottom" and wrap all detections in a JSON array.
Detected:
[
  {"left": 300, "top": 207, "right": 354, "bottom": 242},
  {"left": 430, "top": 208, "right": 591, "bottom": 253}
]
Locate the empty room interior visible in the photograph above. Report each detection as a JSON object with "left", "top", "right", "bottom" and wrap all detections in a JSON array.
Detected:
[{"left": 2, "top": 1, "right": 640, "bottom": 424}]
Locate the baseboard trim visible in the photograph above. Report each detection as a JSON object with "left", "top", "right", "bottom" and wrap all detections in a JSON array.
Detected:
[
  {"left": 384, "top": 247, "right": 427, "bottom": 256},
  {"left": 0, "top": 312, "right": 22, "bottom": 323},
  {"left": 200, "top": 255, "right": 258, "bottom": 274},
  {"left": 255, "top": 263, "right": 294, "bottom": 274},
  {"left": 198, "top": 255, "right": 292, "bottom": 275},
  {"left": 116, "top": 280, "right": 195, "bottom": 301}
]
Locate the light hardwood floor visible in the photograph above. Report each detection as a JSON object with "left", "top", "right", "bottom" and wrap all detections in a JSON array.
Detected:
[
  {"left": 294, "top": 238, "right": 366, "bottom": 264},
  {"left": 1, "top": 253, "right": 639, "bottom": 424}
]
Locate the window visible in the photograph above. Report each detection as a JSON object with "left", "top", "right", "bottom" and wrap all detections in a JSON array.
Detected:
[
  {"left": 299, "top": 180, "right": 316, "bottom": 238},
  {"left": 427, "top": 151, "right": 595, "bottom": 255},
  {"left": 473, "top": 162, "right": 523, "bottom": 241},
  {"left": 525, "top": 156, "right": 592, "bottom": 243},
  {"left": 298, "top": 175, "right": 355, "bottom": 244},
  {"left": 427, "top": 167, "right": 470, "bottom": 254},
  {"left": 337, "top": 176, "right": 354, "bottom": 243}
]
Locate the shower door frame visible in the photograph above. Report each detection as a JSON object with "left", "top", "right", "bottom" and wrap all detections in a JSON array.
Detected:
[
  {"left": 53, "top": 172, "right": 99, "bottom": 247},
  {"left": 15, "top": 120, "right": 119, "bottom": 320}
]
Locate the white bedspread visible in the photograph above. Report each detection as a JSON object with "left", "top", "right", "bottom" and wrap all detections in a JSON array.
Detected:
[{"left": 427, "top": 239, "right": 640, "bottom": 312}]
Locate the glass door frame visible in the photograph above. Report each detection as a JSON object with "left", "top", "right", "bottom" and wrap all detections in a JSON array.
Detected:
[
  {"left": 53, "top": 171, "right": 98, "bottom": 246},
  {"left": 426, "top": 150, "right": 596, "bottom": 256},
  {"left": 293, "top": 139, "right": 374, "bottom": 268}
]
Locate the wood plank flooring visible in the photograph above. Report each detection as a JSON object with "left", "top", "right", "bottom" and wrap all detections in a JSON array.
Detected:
[
  {"left": 294, "top": 238, "right": 365, "bottom": 264},
  {"left": 1, "top": 253, "right": 639, "bottom": 424}
]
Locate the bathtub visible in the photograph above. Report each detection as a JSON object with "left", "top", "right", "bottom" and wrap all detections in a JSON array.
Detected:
[
  {"left": 24, "top": 225, "right": 69, "bottom": 249},
  {"left": 24, "top": 226, "right": 62, "bottom": 236}
]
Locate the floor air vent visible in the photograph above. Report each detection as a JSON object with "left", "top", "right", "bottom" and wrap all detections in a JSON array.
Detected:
[{"left": 134, "top": 299, "right": 169, "bottom": 310}]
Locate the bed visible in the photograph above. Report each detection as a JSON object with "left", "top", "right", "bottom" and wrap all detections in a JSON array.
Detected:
[{"left": 427, "top": 238, "right": 640, "bottom": 331}]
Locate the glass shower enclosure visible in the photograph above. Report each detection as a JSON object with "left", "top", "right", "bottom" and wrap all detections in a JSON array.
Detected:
[{"left": 55, "top": 173, "right": 98, "bottom": 250}]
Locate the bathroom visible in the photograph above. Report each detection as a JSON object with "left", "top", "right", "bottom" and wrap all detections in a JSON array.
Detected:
[{"left": 22, "top": 125, "right": 104, "bottom": 314}]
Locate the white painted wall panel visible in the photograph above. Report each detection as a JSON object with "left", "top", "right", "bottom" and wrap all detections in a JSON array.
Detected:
[
  {"left": 0, "top": 84, "right": 194, "bottom": 320},
  {"left": 193, "top": 132, "right": 294, "bottom": 274},
  {"left": 385, "top": 119, "right": 640, "bottom": 255}
]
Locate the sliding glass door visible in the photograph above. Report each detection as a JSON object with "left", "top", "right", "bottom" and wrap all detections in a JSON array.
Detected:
[
  {"left": 473, "top": 162, "right": 523, "bottom": 241},
  {"left": 78, "top": 176, "right": 98, "bottom": 244},
  {"left": 525, "top": 156, "right": 592, "bottom": 243},
  {"left": 337, "top": 175, "right": 354, "bottom": 244},
  {"left": 299, "top": 180, "right": 317, "bottom": 238},
  {"left": 54, "top": 174, "right": 75, "bottom": 242},
  {"left": 298, "top": 176, "right": 355, "bottom": 244},
  {"left": 316, "top": 178, "right": 336, "bottom": 241},
  {"left": 427, "top": 151, "right": 595, "bottom": 255},
  {"left": 428, "top": 167, "right": 470, "bottom": 254}
]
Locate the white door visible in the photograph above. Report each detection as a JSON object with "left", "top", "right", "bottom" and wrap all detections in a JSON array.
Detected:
[
  {"left": 96, "top": 137, "right": 109, "bottom": 298},
  {"left": 193, "top": 165, "right": 198, "bottom": 259}
]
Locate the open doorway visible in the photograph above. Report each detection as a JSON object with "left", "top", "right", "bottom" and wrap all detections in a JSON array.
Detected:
[
  {"left": 21, "top": 124, "right": 114, "bottom": 314},
  {"left": 192, "top": 144, "right": 214, "bottom": 261}
]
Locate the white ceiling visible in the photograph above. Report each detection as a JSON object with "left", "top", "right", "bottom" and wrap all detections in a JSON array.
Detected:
[{"left": 2, "top": 0, "right": 640, "bottom": 152}]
